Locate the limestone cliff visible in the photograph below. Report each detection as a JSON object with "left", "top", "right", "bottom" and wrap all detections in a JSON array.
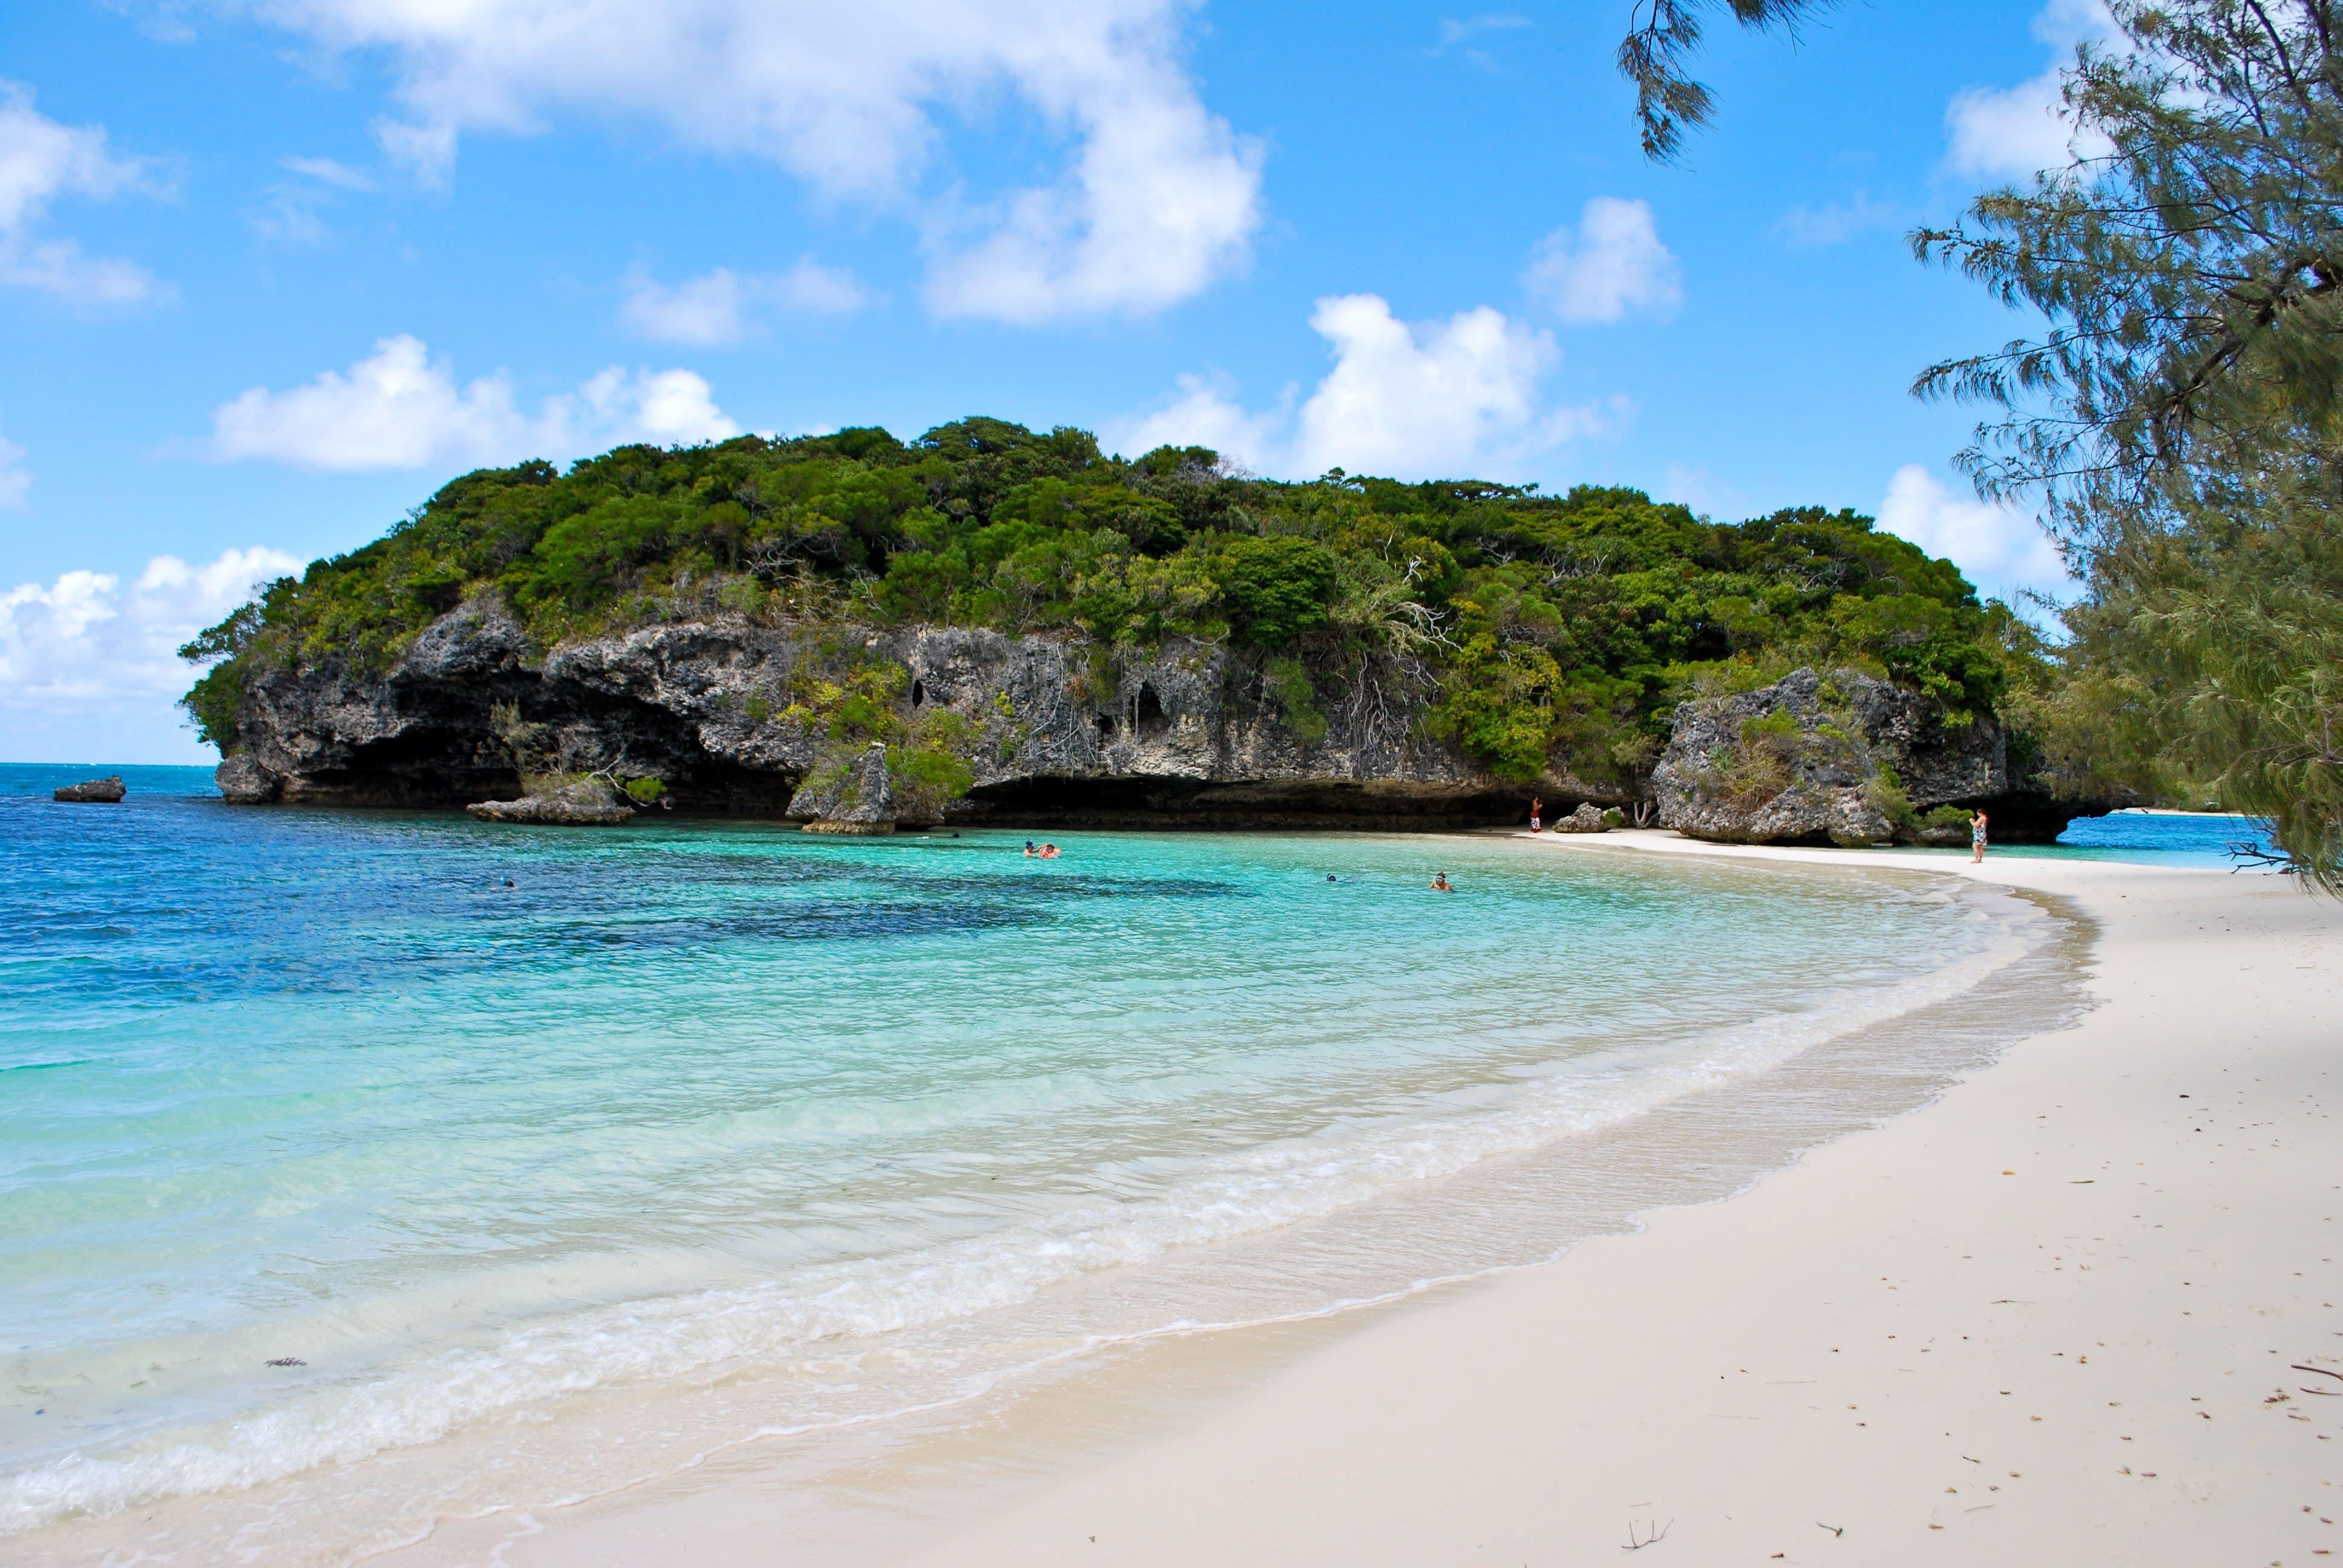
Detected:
[
  {"left": 217, "top": 595, "right": 1516, "bottom": 827},
  {"left": 214, "top": 597, "right": 2103, "bottom": 836}
]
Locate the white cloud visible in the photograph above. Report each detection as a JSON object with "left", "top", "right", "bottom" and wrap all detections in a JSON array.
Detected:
[
  {"left": 205, "top": 335, "right": 739, "bottom": 472},
  {"left": 1293, "top": 295, "right": 1564, "bottom": 476},
  {"left": 1436, "top": 13, "right": 1531, "bottom": 48},
  {"left": 278, "top": 154, "right": 375, "bottom": 191},
  {"left": 236, "top": 0, "right": 1263, "bottom": 324},
  {"left": 251, "top": 154, "right": 383, "bottom": 246},
  {"left": 1878, "top": 464, "right": 2071, "bottom": 601},
  {"left": 1946, "top": 0, "right": 2117, "bottom": 178},
  {"left": 1524, "top": 197, "right": 1681, "bottom": 324},
  {"left": 775, "top": 257, "right": 867, "bottom": 315},
  {"left": 1775, "top": 192, "right": 1906, "bottom": 249},
  {"left": 0, "top": 81, "right": 169, "bottom": 304},
  {"left": 1434, "top": 13, "right": 1531, "bottom": 70},
  {"left": 1112, "top": 294, "right": 1618, "bottom": 482},
  {"left": 1112, "top": 373, "right": 1286, "bottom": 474},
  {"left": 0, "top": 546, "right": 302, "bottom": 714},
  {"left": 619, "top": 260, "right": 868, "bottom": 345},
  {"left": 0, "top": 424, "right": 29, "bottom": 509}
]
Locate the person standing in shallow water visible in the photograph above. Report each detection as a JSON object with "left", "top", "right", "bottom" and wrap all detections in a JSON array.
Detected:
[
  {"left": 1970, "top": 808, "right": 1990, "bottom": 863},
  {"left": 1529, "top": 795, "right": 1543, "bottom": 834}
]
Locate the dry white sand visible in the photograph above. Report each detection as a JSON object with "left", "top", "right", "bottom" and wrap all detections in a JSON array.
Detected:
[{"left": 424, "top": 835, "right": 2343, "bottom": 1567}]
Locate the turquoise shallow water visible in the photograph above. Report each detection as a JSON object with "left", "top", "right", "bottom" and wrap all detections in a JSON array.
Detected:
[{"left": 3, "top": 764, "right": 2053, "bottom": 1555}]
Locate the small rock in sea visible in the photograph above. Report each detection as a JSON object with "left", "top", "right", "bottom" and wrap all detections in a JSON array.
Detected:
[
  {"left": 465, "top": 779, "right": 635, "bottom": 826},
  {"left": 53, "top": 776, "right": 126, "bottom": 803},
  {"left": 264, "top": 1356, "right": 306, "bottom": 1367}
]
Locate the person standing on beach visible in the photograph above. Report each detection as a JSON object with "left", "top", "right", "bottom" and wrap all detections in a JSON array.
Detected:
[
  {"left": 1970, "top": 808, "right": 1990, "bottom": 863},
  {"left": 1529, "top": 795, "right": 1543, "bottom": 834}
]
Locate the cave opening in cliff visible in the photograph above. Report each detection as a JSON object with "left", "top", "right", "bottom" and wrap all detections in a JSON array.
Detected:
[
  {"left": 955, "top": 774, "right": 1524, "bottom": 830},
  {"left": 1134, "top": 684, "right": 1168, "bottom": 739}
]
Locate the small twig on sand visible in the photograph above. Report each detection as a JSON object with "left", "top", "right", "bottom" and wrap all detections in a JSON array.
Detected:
[
  {"left": 1817, "top": 1520, "right": 1846, "bottom": 1537},
  {"left": 1623, "top": 1518, "right": 1673, "bottom": 1550}
]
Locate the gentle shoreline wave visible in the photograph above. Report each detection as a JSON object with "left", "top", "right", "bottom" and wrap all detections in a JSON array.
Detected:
[{"left": 4, "top": 797, "right": 2089, "bottom": 1556}]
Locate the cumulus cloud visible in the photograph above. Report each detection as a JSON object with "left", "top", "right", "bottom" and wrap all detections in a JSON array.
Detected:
[
  {"left": 1111, "top": 294, "right": 1619, "bottom": 482},
  {"left": 1524, "top": 197, "right": 1681, "bottom": 324},
  {"left": 235, "top": 0, "right": 1262, "bottom": 323},
  {"left": 0, "top": 546, "right": 303, "bottom": 718},
  {"left": 1112, "top": 373, "right": 1287, "bottom": 474},
  {"left": 1946, "top": 0, "right": 2117, "bottom": 179},
  {"left": 205, "top": 335, "right": 739, "bottom": 472},
  {"left": 0, "top": 80, "right": 170, "bottom": 304},
  {"left": 619, "top": 260, "right": 868, "bottom": 345},
  {"left": 1878, "top": 464, "right": 2071, "bottom": 601}
]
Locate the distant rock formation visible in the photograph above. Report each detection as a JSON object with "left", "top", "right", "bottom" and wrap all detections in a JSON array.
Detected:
[
  {"left": 1551, "top": 802, "right": 1616, "bottom": 834},
  {"left": 793, "top": 741, "right": 897, "bottom": 834},
  {"left": 465, "top": 778, "right": 636, "bottom": 826},
  {"left": 211, "top": 595, "right": 1515, "bottom": 828},
  {"left": 1651, "top": 667, "right": 2000, "bottom": 846},
  {"left": 207, "top": 597, "right": 2112, "bottom": 840},
  {"left": 53, "top": 776, "right": 126, "bottom": 803}
]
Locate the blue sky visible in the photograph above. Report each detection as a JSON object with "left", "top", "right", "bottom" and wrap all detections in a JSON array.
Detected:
[{"left": 1, "top": 0, "right": 2098, "bottom": 763}]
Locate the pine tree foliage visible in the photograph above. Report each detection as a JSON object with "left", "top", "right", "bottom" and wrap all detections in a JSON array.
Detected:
[
  {"left": 1617, "top": 0, "right": 1835, "bottom": 159},
  {"left": 1913, "top": 0, "right": 2343, "bottom": 888}
]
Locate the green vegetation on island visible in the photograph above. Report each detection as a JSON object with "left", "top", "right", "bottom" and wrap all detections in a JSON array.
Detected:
[{"left": 182, "top": 418, "right": 2037, "bottom": 792}]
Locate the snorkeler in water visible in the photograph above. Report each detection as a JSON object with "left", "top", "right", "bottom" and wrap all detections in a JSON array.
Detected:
[{"left": 1430, "top": 872, "right": 1453, "bottom": 892}]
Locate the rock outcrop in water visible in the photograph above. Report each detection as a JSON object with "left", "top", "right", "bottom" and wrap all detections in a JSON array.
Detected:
[
  {"left": 793, "top": 741, "right": 897, "bottom": 834},
  {"left": 465, "top": 777, "right": 637, "bottom": 826},
  {"left": 53, "top": 775, "right": 127, "bottom": 803},
  {"left": 212, "top": 598, "right": 2108, "bottom": 838},
  {"left": 1652, "top": 666, "right": 2037, "bottom": 846}
]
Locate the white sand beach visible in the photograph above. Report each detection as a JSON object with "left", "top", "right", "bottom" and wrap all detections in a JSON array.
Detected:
[{"left": 410, "top": 834, "right": 2343, "bottom": 1567}]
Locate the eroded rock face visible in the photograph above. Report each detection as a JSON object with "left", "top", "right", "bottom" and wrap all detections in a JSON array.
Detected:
[
  {"left": 53, "top": 776, "right": 126, "bottom": 803},
  {"left": 210, "top": 600, "right": 2108, "bottom": 835},
  {"left": 213, "top": 596, "right": 1520, "bottom": 826},
  {"left": 1650, "top": 667, "right": 2002, "bottom": 846},
  {"left": 795, "top": 742, "right": 896, "bottom": 834}
]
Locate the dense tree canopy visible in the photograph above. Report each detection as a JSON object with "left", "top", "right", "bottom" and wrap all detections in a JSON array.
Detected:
[
  {"left": 1915, "top": 0, "right": 2343, "bottom": 887},
  {"left": 183, "top": 420, "right": 2025, "bottom": 789}
]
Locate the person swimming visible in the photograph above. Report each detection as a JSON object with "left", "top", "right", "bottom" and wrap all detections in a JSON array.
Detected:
[
  {"left": 1430, "top": 872, "right": 1453, "bottom": 892},
  {"left": 1040, "top": 843, "right": 1061, "bottom": 859},
  {"left": 1023, "top": 840, "right": 1038, "bottom": 857}
]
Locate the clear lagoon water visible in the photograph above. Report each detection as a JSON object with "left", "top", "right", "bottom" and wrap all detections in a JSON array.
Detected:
[{"left": 1, "top": 763, "right": 2100, "bottom": 1559}]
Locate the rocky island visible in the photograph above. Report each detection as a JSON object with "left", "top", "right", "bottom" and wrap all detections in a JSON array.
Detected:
[{"left": 183, "top": 419, "right": 2109, "bottom": 841}]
